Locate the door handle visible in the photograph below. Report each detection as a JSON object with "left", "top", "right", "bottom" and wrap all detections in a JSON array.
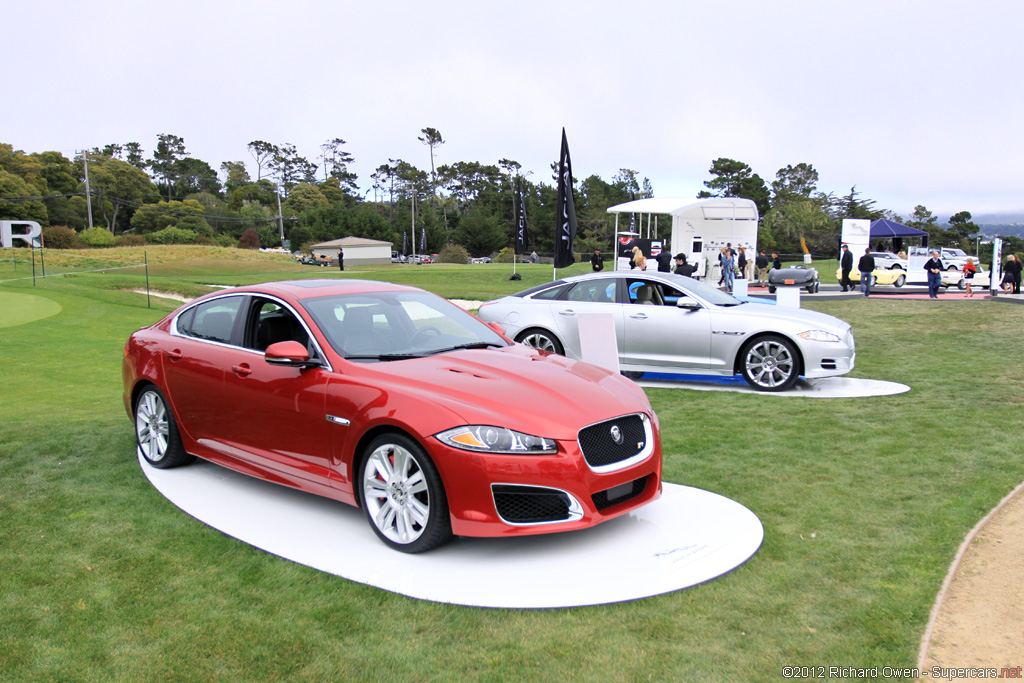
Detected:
[
  {"left": 232, "top": 364, "right": 252, "bottom": 377},
  {"left": 557, "top": 309, "right": 576, "bottom": 316},
  {"left": 629, "top": 314, "right": 648, "bottom": 320},
  {"left": 168, "top": 350, "right": 183, "bottom": 361}
]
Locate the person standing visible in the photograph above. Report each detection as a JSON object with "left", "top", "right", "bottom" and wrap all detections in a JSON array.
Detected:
[
  {"left": 858, "top": 248, "right": 876, "bottom": 297},
  {"left": 631, "top": 246, "right": 647, "bottom": 270},
  {"left": 736, "top": 246, "right": 748, "bottom": 279},
  {"left": 963, "top": 258, "right": 977, "bottom": 297},
  {"left": 655, "top": 248, "right": 672, "bottom": 272},
  {"left": 1009, "top": 254, "right": 1023, "bottom": 294},
  {"left": 590, "top": 248, "right": 603, "bottom": 272},
  {"left": 721, "top": 246, "right": 736, "bottom": 293},
  {"left": 923, "top": 250, "right": 944, "bottom": 298},
  {"left": 674, "top": 253, "right": 693, "bottom": 276},
  {"left": 771, "top": 252, "right": 782, "bottom": 271},
  {"left": 337, "top": 248, "right": 344, "bottom": 272},
  {"left": 755, "top": 251, "right": 769, "bottom": 286},
  {"left": 840, "top": 244, "right": 854, "bottom": 292}
]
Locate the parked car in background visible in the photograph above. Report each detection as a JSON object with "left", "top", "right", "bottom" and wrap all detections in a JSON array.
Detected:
[
  {"left": 835, "top": 267, "right": 907, "bottom": 288},
  {"left": 942, "top": 264, "right": 991, "bottom": 290},
  {"left": 477, "top": 271, "right": 855, "bottom": 392},
  {"left": 870, "top": 252, "right": 908, "bottom": 270},
  {"left": 939, "top": 248, "right": 980, "bottom": 272},
  {"left": 124, "top": 280, "right": 663, "bottom": 553},
  {"left": 767, "top": 266, "right": 819, "bottom": 294}
]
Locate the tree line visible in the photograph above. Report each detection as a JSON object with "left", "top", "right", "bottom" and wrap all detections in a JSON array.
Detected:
[{"left": 1, "top": 133, "right": 1016, "bottom": 257}]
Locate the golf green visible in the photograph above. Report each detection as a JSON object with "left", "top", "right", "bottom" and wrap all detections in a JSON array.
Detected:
[{"left": 0, "top": 291, "right": 63, "bottom": 328}]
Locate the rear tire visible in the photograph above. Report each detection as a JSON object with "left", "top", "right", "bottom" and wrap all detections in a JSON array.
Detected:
[
  {"left": 134, "top": 386, "right": 194, "bottom": 469},
  {"left": 895, "top": 274, "right": 906, "bottom": 288}
]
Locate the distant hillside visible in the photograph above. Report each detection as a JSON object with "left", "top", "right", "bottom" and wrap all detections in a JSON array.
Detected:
[{"left": 976, "top": 223, "right": 1024, "bottom": 238}]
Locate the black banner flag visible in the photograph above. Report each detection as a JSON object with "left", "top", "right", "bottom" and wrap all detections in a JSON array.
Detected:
[{"left": 554, "top": 128, "right": 578, "bottom": 269}]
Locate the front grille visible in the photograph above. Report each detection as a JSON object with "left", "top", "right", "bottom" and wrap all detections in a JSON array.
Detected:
[
  {"left": 578, "top": 414, "right": 647, "bottom": 469},
  {"left": 492, "top": 485, "right": 573, "bottom": 524},
  {"left": 591, "top": 475, "right": 649, "bottom": 511}
]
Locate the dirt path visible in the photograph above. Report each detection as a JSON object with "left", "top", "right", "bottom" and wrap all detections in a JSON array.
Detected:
[{"left": 919, "top": 483, "right": 1024, "bottom": 670}]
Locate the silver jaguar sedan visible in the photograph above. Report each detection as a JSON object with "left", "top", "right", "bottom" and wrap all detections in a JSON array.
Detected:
[{"left": 476, "top": 271, "right": 855, "bottom": 391}]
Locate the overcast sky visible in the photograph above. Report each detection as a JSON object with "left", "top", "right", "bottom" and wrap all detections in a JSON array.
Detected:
[{"left": 6, "top": 0, "right": 1023, "bottom": 219}]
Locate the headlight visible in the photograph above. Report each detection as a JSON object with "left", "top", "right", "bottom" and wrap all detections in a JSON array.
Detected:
[
  {"left": 436, "top": 426, "right": 557, "bottom": 454},
  {"left": 798, "top": 330, "right": 841, "bottom": 343}
]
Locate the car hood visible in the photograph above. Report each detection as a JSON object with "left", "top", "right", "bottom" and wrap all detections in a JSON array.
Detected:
[
  {"left": 352, "top": 345, "right": 652, "bottom": 439},
  {"left": 715, "top": 302, "right": 849, "bottom": 332}
]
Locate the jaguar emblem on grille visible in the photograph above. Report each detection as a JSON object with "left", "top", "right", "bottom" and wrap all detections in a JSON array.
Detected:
[{"left": 609, "top": 425, "right": 623, "bottom": 445}]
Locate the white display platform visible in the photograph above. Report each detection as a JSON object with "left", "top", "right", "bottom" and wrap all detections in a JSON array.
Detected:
[
  {"left": 776, "top": 286, "right": 801, "bottom": 307},
  {"left": 138, "top": 452, "right": 763, "bottom": 608},
  {"left": 637, "top": 375, "right": 910, "bottom": 398}
]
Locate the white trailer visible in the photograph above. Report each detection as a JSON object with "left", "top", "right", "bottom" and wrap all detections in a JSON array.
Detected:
[{"left": 607, "top": 197, "right": 759, "bottom": 278}]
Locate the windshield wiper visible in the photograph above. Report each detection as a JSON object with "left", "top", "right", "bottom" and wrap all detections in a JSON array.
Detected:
[
  {"left": 344, "top": 353, "right": 423, "bottom": 361},
  {"left": 422, "top": 341, "right": 505, "bottom": 356}
]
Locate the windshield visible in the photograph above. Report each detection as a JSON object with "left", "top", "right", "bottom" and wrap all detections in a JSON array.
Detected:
[
  {"left": 301, "top": 290, "right": 508, "bottom": 360},
  {"left": 657, "top": 273, "right": 743, "bottom": 306}
]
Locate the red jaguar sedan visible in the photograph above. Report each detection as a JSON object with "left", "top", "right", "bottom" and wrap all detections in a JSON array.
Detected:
[{"left": 123, "top": 279, "right": 662, "bottom": 552}]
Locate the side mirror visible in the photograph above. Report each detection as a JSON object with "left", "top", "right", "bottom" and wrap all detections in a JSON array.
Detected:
[
  {"left": 265, "top": 340, "right": 320, "bottom": 368},
  {"left": 676, "top": 300, "right": 702, "bottom": 311}
]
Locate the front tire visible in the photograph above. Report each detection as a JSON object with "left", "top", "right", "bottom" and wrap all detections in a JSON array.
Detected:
[
  {"left": 359, "top": 433, "right": 452, "bottom": 553},
  {"left": 895, "top": 274, "right": 906, "bottom": 288},
  {"left": 134, "top": 386, "right": 193, "bottom": 468},
  {"left": 740, "top": 335, "right": 800, "bottom": 392},
  {"left": 516, "top": 327, "right": 565, "bottom": 355}
]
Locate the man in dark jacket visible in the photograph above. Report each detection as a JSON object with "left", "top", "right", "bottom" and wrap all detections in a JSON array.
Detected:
[
  {"left": 590, "top": 248, "right": 603, "bottom": 272},
  {"left": 858, "top": 248, "right": 876, "bottom": 297},
  {"left": 674, "top": 253, "right": 694, "bottom": 277},
  {"left": 840, "top": 244, "right": 854, "bottom": 292},
  {"left": 655, "top": 249, "right": 672, "bottom": 272},
  {"left": 755, "top": 251, "right": 769, "bottom": 286},
  {"left": 923, "top": 250, "right": 944, "bottom": 298}
]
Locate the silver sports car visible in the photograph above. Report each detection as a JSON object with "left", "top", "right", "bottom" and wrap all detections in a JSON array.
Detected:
[{"left": 477, "top": 271, "right": 855, "bottom": 391}]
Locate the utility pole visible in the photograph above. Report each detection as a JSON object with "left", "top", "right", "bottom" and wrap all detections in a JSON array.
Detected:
[{"left": 81, "top": 151, "right": 94, "bottom": 230}]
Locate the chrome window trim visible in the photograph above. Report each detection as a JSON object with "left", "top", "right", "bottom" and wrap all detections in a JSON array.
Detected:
[{"left": 170, "top": 292, "right": 333, "bottom": 372}]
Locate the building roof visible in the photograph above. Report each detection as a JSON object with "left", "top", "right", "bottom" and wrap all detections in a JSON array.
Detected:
[{"left": 311, "top": 236, "right": 393, "bottom": 248}]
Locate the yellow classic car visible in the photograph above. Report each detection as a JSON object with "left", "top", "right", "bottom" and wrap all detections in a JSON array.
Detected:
[{"left": 836, "top": 268, "right": 906, "bottom": 287}]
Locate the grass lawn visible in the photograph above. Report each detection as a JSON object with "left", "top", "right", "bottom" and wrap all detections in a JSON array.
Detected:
[{"left": 1, "top": 246, "right": 1021, "bottom": 681}]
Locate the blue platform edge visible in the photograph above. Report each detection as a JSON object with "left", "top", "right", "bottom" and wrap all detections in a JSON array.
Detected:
[{"left": 638, "top": 372, "right": 749, "bottom": 385}]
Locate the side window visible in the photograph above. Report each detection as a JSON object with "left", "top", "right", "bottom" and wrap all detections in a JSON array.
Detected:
[
  {"left": 249, "top": 299, "right": 310, "bottom": 351},
  {"left": 531, "top": 285, "right": 568, "bottom": 301},
  {"left": 659, "top": 284, "right": 689, "bottom": 306},
  {"left": 180, "top": 297, "right": 243, "bottom": 344},
  {"left": 566, "top": 278, "right": 616, "bottom": 303},
  {"left": 627, "top": 280, "right": 664, "bottom": 305}
]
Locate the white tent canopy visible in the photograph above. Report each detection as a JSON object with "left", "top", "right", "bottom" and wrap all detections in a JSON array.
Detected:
[{"left": 607, "top": 197, "right": 759, "bottom": 277}]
